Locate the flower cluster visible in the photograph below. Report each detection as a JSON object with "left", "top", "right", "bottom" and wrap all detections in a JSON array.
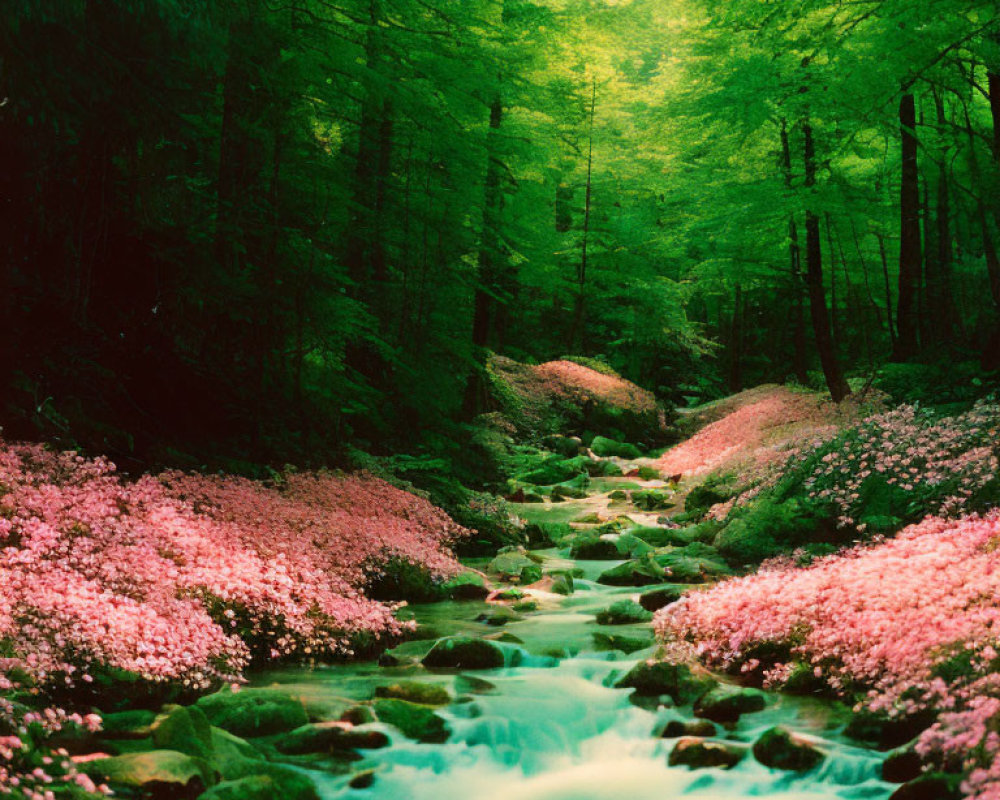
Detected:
[
  {"left": 797, "top": 401, "right": 1000, "bottom": 529},
  {"left": 655, "top": 385, "right": 845, "bottom": 477},
  {"left": 487, "top": 355, "right": 664, "bottom": 434},
  {"left": 0, "top": 441, "right": 468, "bottom": 796},
  {"left": 656, "top": 513, "right": 1000, "bottom": 800}
]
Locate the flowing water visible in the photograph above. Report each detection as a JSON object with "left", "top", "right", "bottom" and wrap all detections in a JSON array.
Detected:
[{"left": 256, "top": 548, "right": 894, "bottom": 800}]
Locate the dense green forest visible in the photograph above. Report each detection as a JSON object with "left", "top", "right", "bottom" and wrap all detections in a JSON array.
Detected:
[{"left": 4, "top": 0, "right": 999, "bottom": 471}]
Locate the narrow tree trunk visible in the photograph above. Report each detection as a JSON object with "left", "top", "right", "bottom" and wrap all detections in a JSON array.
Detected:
[
  {"left": 894, "top": 92, "right": 921, "bottom": 360},
  {"left": 803, "top": 123, "right": 851, "bottom": 402},
  {"left": 568, "top": 78, "right": 597, "bottom": 353},
  {"left": 780, "top": 119, "right": 809, "bottom": 383},
  {"left": 876, "top": 232, "right": 897, "bottom": 349},
  {"left": 925, "top": 88, "right": 955, "bottom": 345},
  {"left": 728, "top": 282, "right": 744, "bottom": 392},
  {"left": 463, "top": 89, "right": 506, "bottom": 418}
]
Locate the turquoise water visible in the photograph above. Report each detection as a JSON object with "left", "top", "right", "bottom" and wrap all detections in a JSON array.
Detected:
[{"left": 256, "top": 551, "right": 893, "bottom": 800}]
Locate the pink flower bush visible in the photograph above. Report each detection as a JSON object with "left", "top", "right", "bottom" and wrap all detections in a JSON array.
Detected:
[
  {"left": 531, "top": 360, "right": 658, "bottom": 417},
  {"left": 487, "top": 355, "right": 664, "bottom": 433},
  {"left": 657, "top": 512, "right": 1000, "bottom": 799},
  {"left": 0, "top": 440, "right": 468, "bottom": 796},
  {"left": 655, "top": 385, "right": 844, "bottom": 477},
  {"left": 798, "top": 401, "right": 1000, "bottom": 529}
]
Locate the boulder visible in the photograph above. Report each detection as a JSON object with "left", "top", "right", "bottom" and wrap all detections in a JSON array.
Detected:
[
  {"left": 614, "top": 661, "right": 716, "bottom": 704},
  {"left": 476, "top": 607, "right": 522, "bottom": 626},
  {"left": 551, "top": 484, "right": 588, "bottom": 501},
  {"left": 752, "top": 726, "right": 824, "bottom": 772},
  {"left": 550, "top": 572, "right": 575, "bottom": 596},
  {"left": 217, "top": 760, "right": 320, "bottom": 800},
  {"left": 196, "top": 689, "right": 308, "bottom": 738},
  {"left": 151, "top": 705, "right": 213, "bottom": 761},
  {"left": 631, "top": 491, "right": 674, "bottom": 512},
  {"left": 340, "top": 706, "right": 377, "bottom": 726},
  {"left": 598, "top": 558, "right": 667, "bottom": 586},
  {"left": 442, "top": 572, "right": 489, "bottom": 600},
  {"left": 422, "top": 637, "right": 506, "bottom": 670},
  {"left": 209, "top": 727, "right": 262, "bottom": 778},
  {"left": 882, "top": 743, "right": 924, "bottom": 783},
  {"left": 84, "top": 750, "right": 217, "bottom": 798},
  {"left": 199, "top": 776, "right": 283, "bottom": 800},
  {"left": 595, "top": 600, "right": 654, "bottom": 625},
  {"left": 372, "top": 699, "right": 450, "bottom": 743},
  {"left": 632, "top": 527, "right": 692, "bottom": 548},
  {"left": 659, "top": 719, "right": 717, "bottom": 738},
  {"left": 614, "top": 533, "right": 656, "bottom": 558},
  {"left": 844, "top": 709, "right": 937, "bottom": 750},
  {"left": 488, "top": 550, "right": 543, "bottom": 584},
  {"left": 591, "top": 437, "right": 642, "bottom": 459},
  {"left": 889, "top": 772, "right": 963, "bottom": 800},
  {"left": 668, "top": 737, "right": 746, "bottom": 770},
  {"left": 592, "top": 632, "right": 653, "bottom": 654},
  {"left": 570, "top": 536, "right": 620, "bottom": 560},
  {"left": 99, "top": 709, "right": 156, "bottom": 740},
  {"left": 694, "top": 687, "right": 766, "bottom": 723},
  {"left": 374, "top": 681, "right": 451, "bottom": 706},
  {"left": 276, "top": 722, "right": 390, "bottom": 755},
  {"left": 639, "top": 586, "right": 684, "bottom": 612},
  {"left": 654, "top": 547, "right": 730, "bottom": 584},
  {"left": 349, "top": 769, "right": 377, "bottom": 790},
  {"left": 544, "top": 435, "right": 584, "bottom": 458}
]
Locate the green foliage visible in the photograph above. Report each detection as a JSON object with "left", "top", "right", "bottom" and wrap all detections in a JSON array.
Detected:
[{"left": 714, "top": 497, "right": 833, "bottom": 566}]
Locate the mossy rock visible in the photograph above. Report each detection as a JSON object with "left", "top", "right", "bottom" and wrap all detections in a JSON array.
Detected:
[
  {"left": 570, "top": 535, "right": 620, "bottom": 560},
  {"left": 549, "top": 572, "right": 575, "bottom": 596},
  {"left": 694, "top": 687, "right": 766, "bottom": 723},
  {"left": 422, "top": 637, "right": 506, "bottom": 670},
  {"left": 597, "top": 557, "right": 667, "bottom": 586},
  {"left": 591, "top": 437, "right": 642, "bottom": 459},
  {"left": 592, "top": 632, "right": 653, "bottom": 654},
  {"left": 218, "top": 759, "right": 320, "bottom": 800},
  {"left": 595, "top": 600, "right": 653, "bottom": 625},
  {"left": 654, "top": 547, "right": 730, "bottom": 584},
  {"left": 349, "top": 769, "right": 377, "bottom": 790},
  {"left": 100, "top": 709, "right": 157, "bottom": 740},
  {"left": 476, "top": 607, "right": 522, "bottom": 626},
  {"left": 199, "top": 776, "right": 284, "bottom": 800},
  {"left": 442, "top": 571, "right": 489, "bottom": 600},
  {"left": 608, "top": 490, "right": 628, "bottom": 501},
  {"left": 639, "top": 586, "right": 684, "bottom": 612},
  {"left": 488, "top": 550, "right": 543, "bottom": 584},
  {"left": 637, "top": 466, "right": 661, "bottom": 480},
  {"left": 276, "top": 722, "right": 390, "bottom": 755},
  {"left": 551, "top": 484, "right": 589, "bottom": 501},
  {"left": 615, "top": 532, "right": 655, "bottom": 558},
  {"left": 209, "top": 727, "right": 263, "bottom": 779},
  {"left": 631, "top": 526, "right": 692, "bottom": 548},
  {"left": 752, "top": 726, "right": 824, "bottom": 772},
  {"left": 520, "top": 460, "right": 580, "bottom": 486},
  {"left": 375, "top": 682, "right": 451, "bottom": 706},
  {"left": 372, "top": 699, "right": 450, "bottom": 743},
  {"left": 668, "top": 737, "right": 746, "bottom": 770},
  {"left": 844, "top": 709, "right": 937, "bottom": 750},
  {"left": 659, "top": 719, "right": 717, "bottom": 738},
  {"left": 513, "top": 598, "right": 539, "bottom": 611},
  {"left": 589, "top": 460, "right": 624, "bottom": 477},
  {"left": 889, "top": 772, "right": 963, "bottom": 800},
  {"left": 84, "top": 750, "right": 217, "bottom": 798},
  {"left": 196, "top": 689, "right": 308, "bottom": 738},
  {"left": 151, "top": 705, "right": 213, "bottom": 760},
  {"left": 631, "top": 491, "right": 674, "bottom": 512},
  {"left": 615, "top": 661, "right": 716, "bottom": 703}
]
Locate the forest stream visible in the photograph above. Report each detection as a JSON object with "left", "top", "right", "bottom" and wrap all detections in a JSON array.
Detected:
[{"left": 255, "top": 480, "right": 895, "bottom": 800}]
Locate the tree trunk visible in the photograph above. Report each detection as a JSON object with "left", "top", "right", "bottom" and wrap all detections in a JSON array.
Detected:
[
  {"left": 463, "top": 90, "right": 506, "bottom": 418},
  {"left": 780, "top": 119, "right": 809, "bottom": 383},
  {"left": 568, "top": 78, "right": 597, "bottom": 353},
  {"left": 925, "top": 88, "right": 955, "bottom": 345},
  {"left": 894, "top": 92, "right": 921, "bottom": 360},
  {"left": 728, "top": 282, "right": 744, "bottom": 392},
  {"left": 803, "top": 123, "right": 850, "bottom": 402}
]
